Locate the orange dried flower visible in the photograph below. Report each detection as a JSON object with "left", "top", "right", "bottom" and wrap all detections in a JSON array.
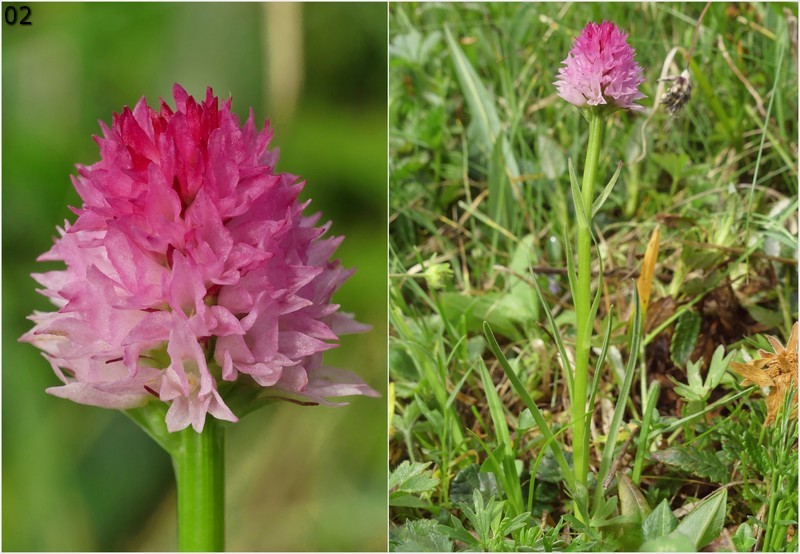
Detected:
[{"left": 730, "top": 323, "right": 798, "bottom": 426}]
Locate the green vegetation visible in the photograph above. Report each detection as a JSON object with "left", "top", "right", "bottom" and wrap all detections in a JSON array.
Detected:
[{"left": 389, "top": 2, "right": 798, "bottom": 551}]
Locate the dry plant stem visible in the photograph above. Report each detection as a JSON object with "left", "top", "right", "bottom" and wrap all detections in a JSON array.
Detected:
[
  {"left": 687, "top": 2, "right": 712, "bottom": 63},
  {"left": 573, "top": 111, "right": 606, "bottom": 508}
]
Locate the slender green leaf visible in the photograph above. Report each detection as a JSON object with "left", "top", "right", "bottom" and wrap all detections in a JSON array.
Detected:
[
  {"left": 488, "top": 133, "right": 512, "bottom": 230},
  {"left": 587, "top": 310, "right": 614, "bottom": 420},
  {"left": 562, "top": 229, "right": 579, "bottom": 304},
  {"left": 651, "top": 387, "right": 754, "bottom": 440},
  {"left": 528, "top": 423, "right": 572, "bottom": 513},
  {"left": 477, "top": 358, "right": 512, "bottom": 448},
  {"left": 468, "top": 430, "right": 505, "bottom": 488},
  {"left": 568, "top": 158, "right": 590, "bottom": 230},
  {"left": 588, "top": 233, "right": 605, "bottom": 326},
  {"left": 445, "top": 364, "right": 475, "bottom": 410},
  {"left": 585, "top": 234, "right": 609, "bottom": 418},
  {"left": 592, "top": 161, "right": 623, "bottom": 217},
  {"left": 483, "top": 322, "right": 575, "bottom": 492},
  {"left": 527, "top": 271, "right": 574, "bottom": 398},
  {"left": 477, "top": 359, "right": 524, "bottom": 514},
  {"left": 444, "top": 26, "right": 519, "bottom": 235},
  {"left": 444, "top": 26, "right": 499, "bottom": 148},
  {"left": 471, "top": 433, "right": 523, "bottom": 517},
  {"left": 632, "top": 380, "right": 661, "bottom": 484},
  {"left": 593, "top": 284, "right": 642, "bottom": 513}
]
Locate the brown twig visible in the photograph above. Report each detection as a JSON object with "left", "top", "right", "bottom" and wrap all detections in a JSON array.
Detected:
[
  {"left": 687, "top": 2, "right": 713, "bottom": 66},
  {"left": 676, "top": 240, "right": 798, "bottom": 266},
  {"left": 493, "top": 265, "right": 671, "bottom": 284},
  {"left": 602, "top": 428, "right": 639, "bottom": 490},
  {"left": 717, "top": 34, "right": 766, "bottom": 117}
]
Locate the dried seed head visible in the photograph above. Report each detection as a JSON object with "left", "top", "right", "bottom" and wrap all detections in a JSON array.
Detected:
[{"left": 660, "top": 69, "right": 693, "bottom": 116}]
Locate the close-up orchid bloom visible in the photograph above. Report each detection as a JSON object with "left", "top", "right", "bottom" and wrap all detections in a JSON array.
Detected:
[
  {"left": 5, "top": 4, "right": 386, "bottom": 552},
  {"left": 554, "top": 21, "right": 646, "bottom": 112},
  {"left": 22, "top": 84, "right": 377, "bottom": 434}
]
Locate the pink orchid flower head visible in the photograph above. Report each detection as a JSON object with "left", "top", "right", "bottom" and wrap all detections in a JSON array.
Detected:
[
  {"left": 554, "top": 21, "right": 646, "bottom": 112},
  {"left": 22, "top": 84, "right": 378, "bottom": 433}
]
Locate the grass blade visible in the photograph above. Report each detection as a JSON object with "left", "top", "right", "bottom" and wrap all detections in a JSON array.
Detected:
[
  {"left": 591, "top": 161, "right": 623, "bottom": 217},
  {"left": 527, "top": 269, "right": 574, "bottom": 398},
  {"left": 445, "top": 26, "right": 520, "bottom": 232},
  {"left": 477, "top": 358, "right": 512, "bottom": 448},
  {"left": 568, "top": 158, "right": 590, "bottom": 231},
  {"left": 587, "top": 234, "right": 604, "bottom": 326},
  {"left": 587, "top": 309, "right": 614, "bottom": 420},
  {"left": 592, "top": 283, "right": 643, "bottom": 514},
  {"left": 444, "top": 25, "right": 500, "bottom": 149},
  {"left": 483, "top": 322, "right": 575, "bottom": 493},
  {"left": 562, "top": 229, "right": 578, "bottom": 306},
  {"left": 488, "top": 136, "right": 513, "bottom": 232},
  {"left": 632, "top": 380, "right": 661, "bottom": 485},
  {"left": 476, "top": 358, "right": 524, "bottom": 514}
]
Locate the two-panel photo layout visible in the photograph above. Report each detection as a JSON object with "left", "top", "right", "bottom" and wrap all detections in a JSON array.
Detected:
[{"left": 2, "top": 2, "right": 798, "bottom": 552}]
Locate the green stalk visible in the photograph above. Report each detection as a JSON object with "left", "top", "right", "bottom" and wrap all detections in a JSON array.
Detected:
[
  {"left": 572, "top": 111, "right": 606, "bottom": 498},
  {"left": 173, "top": 419, "right": 225, "bottom": 551}
]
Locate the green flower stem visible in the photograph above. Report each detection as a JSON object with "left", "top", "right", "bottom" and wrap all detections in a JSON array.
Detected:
[
  {"left": 572, "top": 110, "right": 606, "bottom": 498},
  {"left": 173, "top": 419, "right": 225, "bottom": 552}
]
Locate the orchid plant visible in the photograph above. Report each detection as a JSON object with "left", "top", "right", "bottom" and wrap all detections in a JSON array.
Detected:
[
  {"left": 554, "top": 20, "right": 646, "bottom": 508},
  {"left": 484, "top": 19, "right": 647, "bottom": 526},
  {"left": 21, "top": 84, "right": 377, "bottom": 551}
]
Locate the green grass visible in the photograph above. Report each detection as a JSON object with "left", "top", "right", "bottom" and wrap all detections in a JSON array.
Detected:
[{"left": 389, "top": 2, "right": 798, "bottom": 551}]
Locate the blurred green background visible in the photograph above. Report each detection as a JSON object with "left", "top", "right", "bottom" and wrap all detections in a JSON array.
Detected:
[{"left": 3, "top": 3, "right": 387, "bottom": 551}]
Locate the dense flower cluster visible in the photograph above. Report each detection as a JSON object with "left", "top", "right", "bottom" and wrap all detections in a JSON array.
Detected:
[
  {"left": 554, "top": 21, "right": 645, "bottom": 111},
  {"left": 22, "top": 84, "right": 377, "bottom": 432}
]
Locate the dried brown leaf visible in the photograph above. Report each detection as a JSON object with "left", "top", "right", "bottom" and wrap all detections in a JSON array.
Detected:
[
  {"left": 637, "top": 225, "right": 661, "bottom": 316},
  {"left": 730, "top": 323, "right": 798, "bottom": 426}
]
